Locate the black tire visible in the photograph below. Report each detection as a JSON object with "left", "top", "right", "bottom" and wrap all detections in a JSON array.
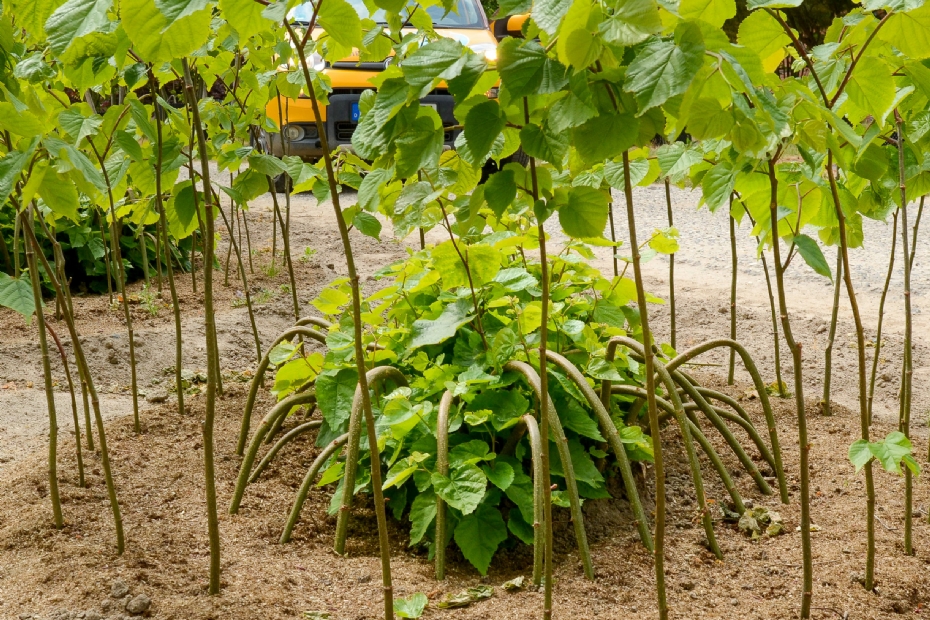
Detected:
[{"left": 273, "top": 173, "right": 291, "bottom": 194}]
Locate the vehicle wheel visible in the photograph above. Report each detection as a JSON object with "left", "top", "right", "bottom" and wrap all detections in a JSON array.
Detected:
[
  {"left": 273, "top": 173, "right": 291, "bottom": 194},
  {"left": 508, "top": 147, "right": 530, "bottom": 167}
]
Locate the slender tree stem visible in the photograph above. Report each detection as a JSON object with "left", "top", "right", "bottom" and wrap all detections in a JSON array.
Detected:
[
  {"left": 24, "top": 208, "right": 63, "bottom": 529},
  {"left": 182, "top": 58, "right": 221, "bottom": 595},
  {"left": 728, "top": 200, "right": 737, "bottom": 384},
  {"left": 867, "top": 211, "right": 896, "bottom": 424},
  {"left": 822, "top": 250, "right": 843, "bottom": 415},
  {"left": 22, "top": 217, "right": 124, "bottom": 553},
  {"left": 894, "top": 112, "right": 914, "bottom": 554},
  {"left": 45, "top": 322, "right": 84, "bottom": 487},
  {"left": 826, "top": 151, "right": 875, "bottom": 589},
  {"left": 624, "top": 151, "right": 667, "bottom": 619},
  {"left": 767, "top": 158, "right": 813, "bottom": 618},
  {"left": 523, "top": 97, "right": 554, "bottom": 619},
  {"left": 286, "top": 18, "right": 393, "bottom": 619},
  {"left": 665, "top": 179, "right": 676, "bottom": 349},
  {"left": 151, "top": 82, "right": 185, "bottom": 416}
]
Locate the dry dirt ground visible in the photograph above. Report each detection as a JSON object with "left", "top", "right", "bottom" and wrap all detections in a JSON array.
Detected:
[{"left": 0, "top": 185, "right": 928, "bottom": 620}]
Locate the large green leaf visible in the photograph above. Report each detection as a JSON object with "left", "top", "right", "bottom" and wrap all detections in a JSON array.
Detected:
[
  {"left": 603, "top": 157, "right": 651, "bottom": 190},
  {"left": 410, "top": 299, "right": 476, "bottom": 348},
  {"left": 316, "top": 367, "right": 359, "bottom": 435},
  {"left": 879, "top": 4, "right": 930, "bottom": 59},
  {"left": 679, "top": 0, "right": 735, "bottom": 28},
  {"left": 453, "top": 501, "right": 508, "bottom": 574},
  {"left": 11, "top": 0, "right": 65, "bottom": 42},
  {"left": 464, "top": 100, "right": 505, "bottom": 163},
  {"left": 497, "top": 38, "right": 547, "bottom": 98},
  {"left": 395, "top": 114, "right": 444, "bottom": 178},
  {"left": 846, "top": 60, "right": 894, "bottom": 122},
  {"left": 0, "top": 273, "right": 36, "bottom": 320},
  {"left": 155, "top": 0, "right": 209, "bottom": 23},
  {"left": 624, "top": 22, "right": 705, "bottom": 114},
  {"left": 431, "top": 463, "right": 486, "bottom": 515},
  {"left": 45, "top": 0, "right": 112, "bottom": 54},
  {"left": 408, "top": 488, "right": 436, "bottom": 545},
  {"left": 532, "top": 0, "right": 571, "bottom": 35},
  {"left": 520, "top": 123, "right": 569, "bottom": 167},
  {"left": 58, "top": 109, "right": 102, "bottom": 146},
  {"left": 599, "top": 0, "right": 661, "bottom": 46},
  {"left": 318, "top": 0, "right": 363, "bottom": 47},
  {"left": 484, "top": 170, "right": 517, "bottom": 218},
  {"left": 701, "top": 162, "right": 736, "bottom": 212},
  {"left": 656, "top": 142, "right": 702, "bottom": 181},
  {"left": 217, "top": 0, "right": 267, "bottom": 38},
  {"left": 402, "top": 38, "right": 468, "bottom": 96},
  {"left": 122, "top": 0, "right": 211, "bottom": 62},
  {"left": 39, "top": 172, "right": 80, "bottom": 222},
  {"left": 557, "top": 186, "right": 609, "bottom": 238},
  {"left": 571, "top": 113, "right": 638, "bottom": 163},
  {"left": 0, "top": 148, "right": 33, "bottom": 205},
  {"left": 737, "top": 10, "right": 789, "bottom": 61},
  {"left": 431, "top": 240, "right": 501, "bottom": 289}
]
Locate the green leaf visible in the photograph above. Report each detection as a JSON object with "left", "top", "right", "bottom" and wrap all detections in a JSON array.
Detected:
[
  {"left": 624, "top": 22, "right": 705, "bottom": 114},
  {"left": 358, "top": 168, "right": 393, "bottom": 212},
  {"left": 680, "top": 0, "right": 735, "bottom": 28},
  {"left": 558, "top": 186, "right": 609, "bottom": 238},
  {"left": 559, "top": 398, "right": 605, "bottom": 440},
  {"left": 737, "top": 10, "right": 789, "bottom": 62},
  {"left": 155, "top": 0, "right": 208, "bottom": 23},
  {"left": 58, "top": 109, "right": 102, "bottom": 146},
  {"left": 492, "top": 267, "right": 537, "bottom": 293},
  {"left": 39, "top": 172, "right": 80, "bottom": 222},
  {"left": 497, "top": 38, "right": 547, "bottom": 99},
  {"left": 431, "top": 464, "right": 487, "bottom": 515},
  {"left": 846, "top": 61, "right": 894, "bottom": 122},
  {"left": 394, "top": 593, "right": 428, "bottom": 619},
  {"left": 316, "top": 368, "right": 359, "bottom": 435},
  {"left": 408, "top": 488, "right": 436, "bottom": 545},
  {"left": 431, "top": 241, "right": 501, "bottom": 289},
  {"left": 395, "top": 114, "right": 444, "bottom": 178},
  {"left": 470, "top": 389, "right": 529, "bottom": 431},
  {"left": 520, "top": 123, "right": 569, "bottom": 168},
  {"left": 603, "top": 157, "right": 650, "bottom": 190},
  {"left": 848, "top": 439, "right": 872, "bottom": 473},
  {"left": 879, "top": 4, "right": 930, "bottom": 59},
  {"left": 318, "top": 0, "right": 363, "bottom": 48},
  {"left": 464, "top": 100, "right": 506, "bottom": 163},
  {"left": 164, "top": 180, "right": 201, "bottom": 240},
  {"left": 532, "top": 0, "right": 571, "bottom": 35},
  {"left": 410, "top": 299, "right": 476, "bottom": 348},
  {"left": 793, "top": 234, "right": 831, "bottom": 281},
  {"left": 353, "top": 211, "right": 382, "bottom": 240},
  {"left": 454, "top": 501, "right": 508, "bottom": 574},
  {"left": 218, "top": 0, "right": 267, "bottom": 38},
  {"left": 484, "top": 170, "right": 517, "bottom": 218},
  {"left": 0, "top": 273, "right": 36, "bottom": 320},
  {"left": 11, "top": 0, "right": 63, "bottom": 42},
  {"left": 571, "top": 113, "right": 639, "bottom": 163},
  {"left": 550, "top": 438, "right": 604, "bottom": 486},
  {"left": 701, "top": 162, "right": 736, "bottom": 212},
  {"left": 44, "top": 0, "right": 112, "bottom": 54},
  {"left": 599, "top": 0, "right": 662, "bottom": 46},
  {"left": 122, "top": 0, "right": 211, "bottom": 62},
  {"left": 450, "top": 440, "right": 494, "bottom": 467},
  {"left": 483, "top": 461, "right": 514, "bottom": 490},
  {"left": 402, "top": 38, "right": 468, "bottom": 96}
]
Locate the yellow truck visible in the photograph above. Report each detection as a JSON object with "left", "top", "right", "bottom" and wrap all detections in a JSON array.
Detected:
[{"left": 262, "top": 0, "right": 523, "bottom": 163}]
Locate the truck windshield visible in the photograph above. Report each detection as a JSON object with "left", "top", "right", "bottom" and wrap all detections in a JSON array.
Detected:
[{"left": 292, "top": 0, "right": 486, "bottom": 29}]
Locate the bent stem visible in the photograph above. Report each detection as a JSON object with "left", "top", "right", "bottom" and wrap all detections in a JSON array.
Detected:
[
  {"left": 46, "top": 322, "right": 85, "bottom": 488},
  {"left": 867, "top": 210, "right": 897, "bottom": 423},
  {"left": 665, "top": 178, "right": 676, "bottom": 349},
  {"left": 728, "top": 201, "right": 737, "bottom": 384}
]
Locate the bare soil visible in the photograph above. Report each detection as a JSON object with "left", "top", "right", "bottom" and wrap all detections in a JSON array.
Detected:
[{"left": 1, "top": 186, "right": 928, "bottom": 620}]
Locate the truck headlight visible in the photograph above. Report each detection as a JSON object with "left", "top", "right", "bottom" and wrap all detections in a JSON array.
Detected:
[{"left": 469, "top": 44, "right": 497, "bottom": 63}]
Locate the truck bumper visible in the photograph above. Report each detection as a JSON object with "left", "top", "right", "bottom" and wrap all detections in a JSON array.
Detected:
[{"left": 266, "top": 91, "right": 460, "bottom": 161}]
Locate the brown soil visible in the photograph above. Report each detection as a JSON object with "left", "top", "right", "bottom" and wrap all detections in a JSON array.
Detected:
[{"left": 1, "top": 188, "right": 928, "bottom": 620}]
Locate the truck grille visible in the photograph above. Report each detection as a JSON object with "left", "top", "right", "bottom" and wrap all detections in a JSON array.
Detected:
[{"left": 334, "top": 122, "right": 357, "bottom": 142}]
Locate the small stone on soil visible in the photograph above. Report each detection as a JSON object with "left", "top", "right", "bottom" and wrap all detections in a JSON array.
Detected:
[
  {"left": 110, "top": 581, "right": 130, "bottom": 599},
  {"left": 146, "top": 391, "right": 169, "bottom": 404},
  {"left": 125, "top": 594, "right": 151, "bottom": 615}
]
